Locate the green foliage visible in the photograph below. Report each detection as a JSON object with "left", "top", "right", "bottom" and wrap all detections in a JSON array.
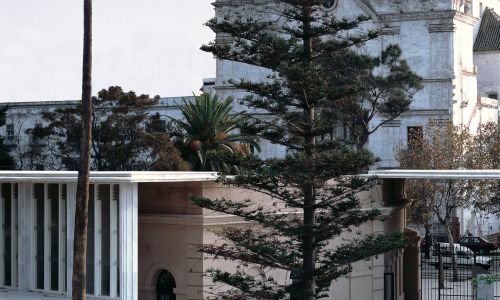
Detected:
[
  {"left": 27, "top": 86, "right": 190, "bottom": 171},
  {"left": 170, "top": 93, "right": 260, "bottom": 171},
  {"left": 193, "top": 2, "right": 414, "bottom": 298}
]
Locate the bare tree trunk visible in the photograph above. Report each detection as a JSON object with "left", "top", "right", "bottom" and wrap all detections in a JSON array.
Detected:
[
  {"left": 72, "top": 0, "right": 92, "bottom": 299},
  {"left": 444, "top": 220, "right": 459, "bottom": 282}
]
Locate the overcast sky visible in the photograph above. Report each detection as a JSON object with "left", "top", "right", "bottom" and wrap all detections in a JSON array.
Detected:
[{"left": 0, "top": 0, "right": 215, "bottom": 102}]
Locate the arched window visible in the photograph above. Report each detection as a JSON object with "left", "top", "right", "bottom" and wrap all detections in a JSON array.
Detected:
[
  {"left": 156, "top": 270, "right": 176, "bottom": 300},
  {"left": 322, "top": 0, "right": 338, "bottom": 9}
]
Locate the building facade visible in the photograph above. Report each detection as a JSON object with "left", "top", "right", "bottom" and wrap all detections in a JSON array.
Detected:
[
  {"left": 211, "top": 0, "right": 500, "bottom": 167},
  {"left": 0, "top": 171, "right": 409, "bottom": 300}
]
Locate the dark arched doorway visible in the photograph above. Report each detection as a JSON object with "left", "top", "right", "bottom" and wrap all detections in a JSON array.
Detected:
[{"left": 156, "top": 270, "right": 176, "bottom": 300}]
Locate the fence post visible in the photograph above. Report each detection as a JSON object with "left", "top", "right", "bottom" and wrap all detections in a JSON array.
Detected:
[{"left": 438, "top": 245, "right": 444, "bottom": 299}]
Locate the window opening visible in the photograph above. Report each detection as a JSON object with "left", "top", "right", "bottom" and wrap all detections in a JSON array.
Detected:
[
  {"left": 407, "top": 126, "right": 423, "bottom": 149},
  {"left": 322, "top": 0, "right": 337, "bottom": 9},
  {"left": 488, "top": 92, "right": 498, "bottom": 100},
  {"left": 6, "top": 124, "right": 14, "bottom": 140},
  {"left": 34, "top": 183, "right": 44, "bottom": 290},
  {"left": 156, "top": 270, "right": 176, "bottom": 300},
  {"left": 1, "top": 183, "right": 17, "bottom": 288}
]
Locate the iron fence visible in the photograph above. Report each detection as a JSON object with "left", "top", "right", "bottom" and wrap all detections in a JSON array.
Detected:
[{"left": 420, "top": 243, "right": 500, "bottom": 299}]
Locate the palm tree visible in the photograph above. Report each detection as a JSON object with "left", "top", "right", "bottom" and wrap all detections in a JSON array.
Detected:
[{"left": 172, "top": 93, "right": 260, "bottom": 171}]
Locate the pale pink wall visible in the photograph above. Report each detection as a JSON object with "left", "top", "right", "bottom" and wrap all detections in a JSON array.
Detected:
[
  {"left": 138, "top": 182, "right": 203, "bottom": 215},
  {"left": 139, "top": 220, "right": 204, "bottom": 300}
]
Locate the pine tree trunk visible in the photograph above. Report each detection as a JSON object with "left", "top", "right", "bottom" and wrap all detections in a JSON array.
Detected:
[
  {"left": 303, "top": 184, "right": 316, "bottom": 300},
  {"left": 444, "top": 220, "right": 459, "bottom": 282},
  {"left": 301, "top": 5, "right": 316, "bottom": 298},
  {"left": 72, "top": 0, "right": 92, "bottom": 299}
]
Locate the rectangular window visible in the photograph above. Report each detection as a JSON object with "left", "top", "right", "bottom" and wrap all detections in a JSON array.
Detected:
[
  {"left": 49, "top": 184, "right": 59, "bottom": 291},
  {"left": 33, "top": 183, "right": 67, "bottom": 293},
  {"left": 6, "top": 124, "right": 13, "bottom": 140},
  {"left": 113, "top": 185, "right": 120, "bottom": 297},
  {"left": 34, "top": 183, "right": 44, "bottom": 290},
  {"left": 407, "top": 126, "right": 423, "bottom": 149},
  {"left": 0, "top": 183, "right": 17, "bottom": 288},
  {"left": 464, "top": 0, "right": 472, "bottom": 15}
]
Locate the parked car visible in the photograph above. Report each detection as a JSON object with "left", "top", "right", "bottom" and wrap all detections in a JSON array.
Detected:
[
  {"left": 459, "top": 236, "right": 498, "bottom": 254},
  {"left": 428, "top": 243, "right": 492, "bottom": 269}
]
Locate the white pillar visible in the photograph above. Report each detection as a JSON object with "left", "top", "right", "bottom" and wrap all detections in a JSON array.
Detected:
[
  {"left": 58, "top": 184, "right": 66, "bottom": 293},
  {"left": 43, "top": 184, "right": 50, "bottom": 291},
  {"left": 95, "top": 184, "right": 102, "bottom": 296},
  {"left": 66, "top": 183, "right": 76, "bottom": 296},
  {"left": 119, "top": 183, "right": 138, "bottom": 300},
  {"left": 18, "top": 182, "right": 33, "bottom": 292},
  {"left": 110, "top": 185, "right": 119, "bottom": 298}
]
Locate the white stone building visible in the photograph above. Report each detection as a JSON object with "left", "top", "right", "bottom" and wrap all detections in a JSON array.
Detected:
[{"left": 212, "top": 0, "right": 500, "bottom": 167}]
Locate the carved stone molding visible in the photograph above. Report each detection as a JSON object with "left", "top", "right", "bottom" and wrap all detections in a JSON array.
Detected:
[
  {"left": 379, "top": 10, "right": 455, "bottom": 22},
  {"left": 380, "top": 26, "right": 400, "bottom": 35},
  {"left": 428, "top": 23, "right": 455, "bottom": 32}
]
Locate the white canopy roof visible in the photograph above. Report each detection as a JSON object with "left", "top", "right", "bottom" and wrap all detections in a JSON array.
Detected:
[
  {"left": 368, "top": 169, "right": 500, "bottom": 180},
  {"left": 0, "top": 171, "right": 218, "bottom": 183}
]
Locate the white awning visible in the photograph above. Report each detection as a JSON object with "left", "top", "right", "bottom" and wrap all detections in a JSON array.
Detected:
[
  {"left": 0, "top": 171, "right": 218, "bottom": 183},
  {"left": 368, "top": 169, "right": 500, "bottom": 179}
]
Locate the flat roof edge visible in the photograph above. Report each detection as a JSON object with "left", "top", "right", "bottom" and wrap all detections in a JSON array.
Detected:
[
  {"left": 0, "top": 171, "right": 219, "bottom": 183},
  {"left": 368, "top": 169, "right": 500, "bottom": 179}
]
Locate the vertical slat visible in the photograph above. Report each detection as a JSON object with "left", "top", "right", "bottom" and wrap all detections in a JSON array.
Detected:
[
  {"left": 110, "top": 184, "right": 118, "bottom": 298},
  {"left": 95, "top": 184, "right": 101, "bottom": 296},
  {"left": 44, "top": 184, "right": 50, "bottom": 291}
]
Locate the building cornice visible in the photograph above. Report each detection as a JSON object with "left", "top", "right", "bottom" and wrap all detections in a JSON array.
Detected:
[{"left": 379, "top": 10, "right": 478, "bottom": 25}]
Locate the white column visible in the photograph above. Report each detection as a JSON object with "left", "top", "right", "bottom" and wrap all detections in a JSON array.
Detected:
[
  {"left": 18, "top": 182, "right": 33, "bottom": 292},
  {"left": 110, "top": 184, "right": 118, "bottom": 298},
  {"left": 66, "top": 183, "right": 76, "bottom": 296},
  {"left": 58, "top": 184, "right": 66, "bottom": 293},
  {"left": 95, "top": 184, "right": 102, "bottom": 296},
  {"left": 119, "top": 183, "right": 138, "bottom": 300},
  {"left": 43, "top": 184, "right": 50, "bottom": 291}
]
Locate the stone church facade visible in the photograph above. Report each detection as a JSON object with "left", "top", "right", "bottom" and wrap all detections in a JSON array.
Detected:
[{"left": 212, "top": 0, "right": 500, "bottom": 167}]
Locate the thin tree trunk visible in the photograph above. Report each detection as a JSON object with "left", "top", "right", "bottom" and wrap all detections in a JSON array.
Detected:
[
  {"left": 72, "top": 0, "right": 92, "bottom": 299},
  {"left": 444, "top": 220, "right": 459, "bottom": 282}
]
